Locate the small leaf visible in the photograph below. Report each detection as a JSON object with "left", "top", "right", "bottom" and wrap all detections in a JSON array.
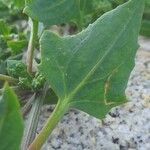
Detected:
[
  {"left": 40, "top": 0, "right": 144, "bottom": 119},
  {"left": 7, "top": 40, "right": 27, "bottom": 55},
  {"left": 7, "top": 60, "right": 29, "bottom": 78},
  {"left": 0, "top": 83, "right": 24, "bottom": 150}
]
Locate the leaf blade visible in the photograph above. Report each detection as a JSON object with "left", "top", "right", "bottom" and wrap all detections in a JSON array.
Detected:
[
  {"left": 24, "top": 0, "right": 81, "bottom": 25},
  {"left": 0, "top": 83, "right": 24, "bottom": 150},
  {"left": 40, "top": 0, "right": 144, "bottom": 119}
]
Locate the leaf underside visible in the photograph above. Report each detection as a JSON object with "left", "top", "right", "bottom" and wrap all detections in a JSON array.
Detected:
[
  {"left": 40, "top": 0, "right": 144, "bottom": 119},
  {"left": 0, "top": 83, "right": 23, "bottom": 150}
]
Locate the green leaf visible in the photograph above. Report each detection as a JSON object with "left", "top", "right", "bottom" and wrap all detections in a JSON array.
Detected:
[
  {"left": 0, "top": 36, "right": 11, "bottom": 61},
  {"left": 0, "top": 61, "right": 6, "bottom": 74},
  {"left": 0, "top": 83, "right": 23, "bottom": 150},
  {"left": 44, "top": 89, "right": 58, "bottom": 105},
  {"left": 145, "top": 0, "right": 150, "bottom": 17},
  {"left": 80, "top": 0, "right": 95, "bottom": 15},
  {"left": 0, "top": 61, "right": 7, "bottom": 87},
  {"left": 24, "top": 0, "right": 81, "bottom": 26},
  {"left": 0, "top": 20, "right": 10, "bottom": 36},
  {"left": 0, "top": 36, "right": 7, "bottom": 52},
  {"left": 79, "top": 0, "right": 113, "bottom": 27},
  {"left": 7, "top": 60, "right": 29, "bottom": 78},
  {"left": 0, "top": 2, "right": 9, "bottom": 19},
  {"left": 140, "top": 19, "right": 150, "bottom": 37},
  {"left": 0, "top": 0, "right": 25, "bottom": 9},
  {"left": 141, "top": 0, "right": 150, "bottom": 37},
  {"left": 7, "top": 40, "right": 27, "bottom": 55},
  {"left": 40, "top": 0, "right": 144, "bottom": 119},
  {"left": 14, "top": 0, "right": 25, "bottom": 8},
  {"left": 24, "top": 0, "right": 114, "bottom": 27}
]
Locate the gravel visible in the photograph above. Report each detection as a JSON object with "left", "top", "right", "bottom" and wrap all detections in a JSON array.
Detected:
[{"left": 38, "top": 36, "right": 150, "bottom": 150}]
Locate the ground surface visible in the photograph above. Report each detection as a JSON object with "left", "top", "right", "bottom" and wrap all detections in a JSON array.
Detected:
[{"left": 38, "top": 36, "right": 150, "bottom": 150}]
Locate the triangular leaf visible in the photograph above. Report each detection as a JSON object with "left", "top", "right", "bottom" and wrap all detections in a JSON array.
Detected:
[{"left": 40, "top": 0, "right": 144, "bottom": 119}]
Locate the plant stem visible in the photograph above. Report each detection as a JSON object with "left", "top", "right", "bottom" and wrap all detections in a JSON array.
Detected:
[
  {"left": 8, "top": 53, "right": 23, "bottom": 60},
  {"left": 27, "top": 18, "right": 38, "bottom": 74},
  {"left": 28, "top": 99, "right": 69, "bottom": 150},
  {"left": 21, "top": 94, "right": 42, "bottom": 150},
  {"left": 22, "top": 84, "right": 48, "bottom": 150},
  {"left": 0, "top": 74, "right": 18, "bottom": 83},
  {"left": 21, "top": 93, "right": 36, "bottom": 117}
]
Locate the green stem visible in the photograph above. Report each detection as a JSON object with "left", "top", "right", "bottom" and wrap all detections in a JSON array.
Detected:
[
  {"left": 22, "top": 84, "right": 48, "bottom": 150},
  {"left": 28, "top": 99, "right": 69, "bottom": 150},
  {"left": 8, "top": 53, "right": 23, "bottom": 60},
  {"left": 21, "top": 94, "right": 36, "bottom": 117},
  {"left": 0, "top": 74, "right": 18, "bottom": 83},
  {"left": 27, "top": 18, "right": 38, "bottom": 74},
  {"left": 21, "top": 94, "right": 42, "bottom": 150}
]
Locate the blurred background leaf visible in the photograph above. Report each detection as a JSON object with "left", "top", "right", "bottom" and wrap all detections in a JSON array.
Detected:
[{"left": 0, "top": 84, "right": 23, "bottom": 150}]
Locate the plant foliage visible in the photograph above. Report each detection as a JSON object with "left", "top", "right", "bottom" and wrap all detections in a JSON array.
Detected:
[
  {"left": 0, "top": 83, "right": 23, "bottom": 150},
  {"left": 0, "top": 0, "right": 147, "bottom": 149},
  {"left": 40, "top": 0, "right": 144, "bottom": 119}
]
